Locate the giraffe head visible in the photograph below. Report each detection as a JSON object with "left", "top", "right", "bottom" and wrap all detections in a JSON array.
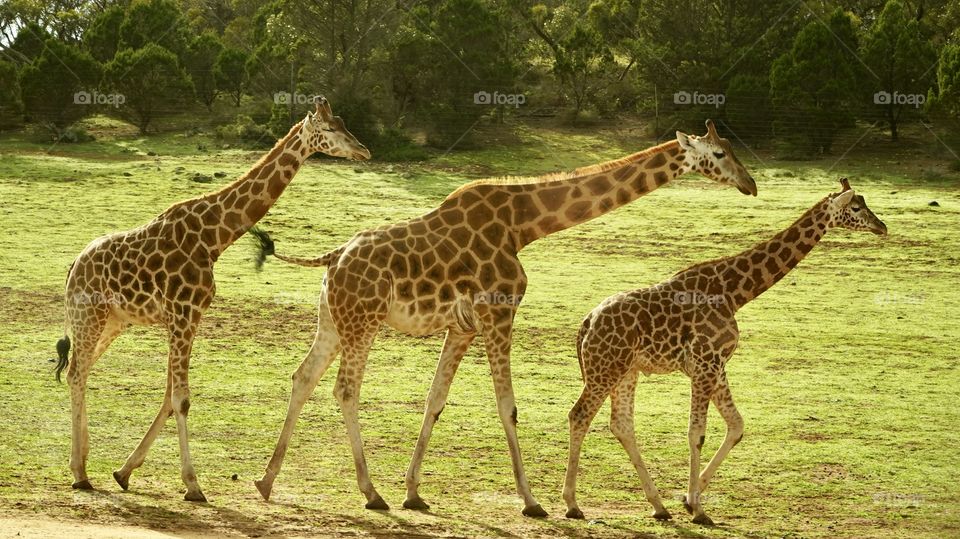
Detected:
[
  {"left": 300, "top": 96, "right": 371, "bottom": 160},
  {"left": 676, "top": 119, "right": 757, "bottom": 196},
  {"left": 826, "top": 178, "right": 887, "bottom": 236}
]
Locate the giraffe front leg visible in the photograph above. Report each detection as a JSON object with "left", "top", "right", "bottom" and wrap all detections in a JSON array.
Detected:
[
  {"left": 698, "top": 371, "right": 743, "bottom": 493},
  {"left": 480, "top": 311, "right": 545, "bottom": 518},
  {"left": 404, "top": 328, "right": 474, "bottom": 511},
  {"left": 333, "top": 330, "right": 388, "bottom": 510},
  {"left": 166, "top": 315, "right": 206, "bottom": 502},
  {"left": 114, "top": 381, "right": 172, "bottom": 490},
  {"left": 684, "top": 374, "right": 717, "bottom": 526}
]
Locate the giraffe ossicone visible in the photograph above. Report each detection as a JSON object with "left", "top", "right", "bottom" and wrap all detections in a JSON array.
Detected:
[
  {"left": 252, "top": 120, "right": 757, "bottom": 516},
  {"left": 55, "top": 96, "right": 368, "bottom": 501},
  {"left": 563, "top": 178, "right": 886, "bottom": 525}
]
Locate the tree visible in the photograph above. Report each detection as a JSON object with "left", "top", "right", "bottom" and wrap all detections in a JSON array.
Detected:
[
  {"left": 524, "top": 3, "right": 613, "bottom": 116},
  {"left": 769, "top": 9, "right": 861, "bottom": 154},
  {"left": 185, "top": 32, "right": 223, "bottom": 110},
  {"left": 84, "top": 5, "right": 124, "bottom": 63},
  {"left": 861, "top": 0, "right": 937, "bottom": 141},
  {"left": 19, "top": 38, "right": 101, "bottom": 136},
  {"left": 6, "top": 21, "right": 51, "bottom": 64},
  {"left": 215, "top": 47, "right": 248, "bottom": 107},
  {"left": 105, "top": 43, "right": 193, "bottom": 134},
  {"left": 389, "top": 0, "right": 518, "bottom": 146},
  {"left": 119, "top": 0, "right": 188, "bottom": 59},
  {"left": 928, "top": 42, "right": 960, "bottom": 146},
  {"left": 0, "top": 60, "right": 22, "bottom": 129}
]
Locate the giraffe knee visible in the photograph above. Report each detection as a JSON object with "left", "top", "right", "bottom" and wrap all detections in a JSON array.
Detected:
[
  {"left": 510, "top": 406, "right": 518, "bottom": 426},
  {"left": 179, "top": 398, "right": 191, "bottom": 416}
]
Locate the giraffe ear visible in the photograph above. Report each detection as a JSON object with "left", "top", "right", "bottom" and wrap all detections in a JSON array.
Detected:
[
  {"left": 676, "top": 131, "right": 695, "bottom": 151},
  {"left": 830, "top": 189, "right": 855, "bottom": 210}
]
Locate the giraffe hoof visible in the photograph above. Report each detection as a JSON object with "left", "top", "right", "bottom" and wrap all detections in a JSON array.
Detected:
[
  {"left": 254, "top": 479, "right": 272, "bottom": 501},
  {"left": 402, "top": 496, "right": 430, "bottom": 511},
  {"left": 565, "top": 507, "right": 585, "bottom": 519},
  {"left": 652, "top": 509, "right": 672, "bottom": 521},
  {"left": 113, "top": 471, "right": 129, "bottom": 491},
  {"left": 692, "top": 513, "right": 714, "bottom": 526},
  {"left": 522, "top": 504, "right": 548, "bottom": 518},
  {"left": 184, "top": 491, "right": 207, "bottom": 503},
  {"left": 365, "top": 495, "right": 390, "bottom": 511},
  {"left": 71, "top": 480, "right": 94, "bottom": 490}
]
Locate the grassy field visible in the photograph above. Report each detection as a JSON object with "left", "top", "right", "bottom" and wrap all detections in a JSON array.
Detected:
[{"left": 0, "top": 120, "right": 958, "bottom": 538}]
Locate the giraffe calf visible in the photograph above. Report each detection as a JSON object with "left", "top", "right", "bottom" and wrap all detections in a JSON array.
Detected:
[{"left": 563, "top": 178, "right": 887, "bottom": 525}]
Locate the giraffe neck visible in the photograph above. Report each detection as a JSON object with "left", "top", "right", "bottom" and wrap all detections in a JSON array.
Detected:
[
  {"left": 507, "top": 140, "right": 688, "bottom": 248},
  {"left": 195, "top": 122, "right": 308, "bottom": 258},
  {"left": 719, "top": 197, "right": 832, "bottom": 310}
]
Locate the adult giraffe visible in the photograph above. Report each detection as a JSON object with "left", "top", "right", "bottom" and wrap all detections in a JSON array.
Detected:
[
  {"left": 55, "top": 97, "right": 369, "bottom": 502},
  {"left": 252, "top": 120, "right": 757, "bottom": 516}
]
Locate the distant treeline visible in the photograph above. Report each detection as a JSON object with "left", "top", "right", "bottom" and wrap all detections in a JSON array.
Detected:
[{"left": 1, "top": 0, "right": 959, "bottom": 156}]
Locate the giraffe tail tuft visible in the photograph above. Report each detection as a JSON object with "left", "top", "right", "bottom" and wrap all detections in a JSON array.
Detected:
[
  {"left": 54, "top": 336, "right": 71, "bottom": 383},
  {"left": 249, "top": 226, "right": 275, "bottom": 272}
]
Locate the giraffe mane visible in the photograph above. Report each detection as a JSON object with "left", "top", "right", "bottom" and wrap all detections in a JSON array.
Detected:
[
  {"left": 158, "top": 120, "right": 306, "bottom": 216},
  {"left": 444, "top": 140, "right": 681, "bottom": 201}
]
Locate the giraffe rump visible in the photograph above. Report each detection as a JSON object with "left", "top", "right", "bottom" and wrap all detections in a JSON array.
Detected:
[{"left": 54, "top": 336, "right": 70, "bottom": 383}]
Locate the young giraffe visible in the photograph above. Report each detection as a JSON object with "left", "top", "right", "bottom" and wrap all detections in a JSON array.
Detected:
[
  {"left": 55, "top": 97, "right": 369, "bottom": 501},
  {"left": 564, "top": 178, "right": 887, "bottom": 525},
  {"left": 252, "top": 120, "right": 757, "bottom": 516}
]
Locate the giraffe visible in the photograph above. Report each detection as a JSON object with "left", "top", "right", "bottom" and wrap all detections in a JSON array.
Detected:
[
  {"left": 54, "top": 96, "right": 370, "bottom": 501},
  {"left": 563, "top": 178, "right": 887, "bottom": 525},
  {"left": 250, "top": 120, "right": 758, "bottom": 516}
]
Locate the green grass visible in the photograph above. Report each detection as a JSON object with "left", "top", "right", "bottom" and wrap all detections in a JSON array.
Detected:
[{"left": 1, "top": 122, "right": 958, "bottom": 538}]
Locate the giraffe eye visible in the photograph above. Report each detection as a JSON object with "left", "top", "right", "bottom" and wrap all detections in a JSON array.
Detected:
[
  {"left": 851, "top": 206, "right": 861, "bottom": 212},
  {"left": 713, "top": 151, "right": 725, "bottom": 159}
]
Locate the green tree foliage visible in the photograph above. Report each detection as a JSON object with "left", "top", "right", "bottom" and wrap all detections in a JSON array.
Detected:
[
  {"left": 861, "top": 0, "right": 938, "bottom": 141},
  {"left": 931, "top": 43, "right": 960, "bottom": 118},
  {"left": 215, "top": 47, "right": 248, "bottom": 107},
  {"left": 7, "top": 21, "right": 50, "bottom": 64},
  {"left": 105, "top": 43, "right": 193, "bottom": 134},
  {"left": 18, "top": 38, "right": 101, "bottom": 136},
  {"left": 769, "top": 9, "right": 860, "bottom": 155},
  {"left": 83, "top": 5, "right": 124, "bottom": 63},
  {"left": 185, "top": 31, "right": 223, "bottom": 111},
  {"left": 391, "top": 0, "right": 518, "bottom": 146},
  {"left": 0, "top": 60, "right": 23, "bottom": 129},
  {"left": 118, "top": 0, "right": 188, "bottom": 59}
]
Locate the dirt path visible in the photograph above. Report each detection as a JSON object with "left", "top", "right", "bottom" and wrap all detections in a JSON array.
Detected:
[{"left": 0, "top": 515, "right": 228, "bottom": 539}]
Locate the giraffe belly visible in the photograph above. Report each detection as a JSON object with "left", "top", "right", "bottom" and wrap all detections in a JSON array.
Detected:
[{"left": 384, "top": 300, "right": 458, "bottom": 336}]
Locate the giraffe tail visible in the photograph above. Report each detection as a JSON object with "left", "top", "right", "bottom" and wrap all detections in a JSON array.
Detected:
[
  {"left": 575, "top": 317, "right": 590, "bottom": 382},
  {"left": 55, "top": 336, "right": 71, "bottom": 383},
  {"left": 55, "top": 260, "right": 75, "bottom": 383},
  {"left": 249, "top": 226, "right": 342, "bottom": 269}
]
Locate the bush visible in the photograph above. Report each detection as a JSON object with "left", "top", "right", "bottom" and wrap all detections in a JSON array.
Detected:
[
  {"left": 58, "top": 126, "right": 96, "bottom": 143},
  {"left": 371, "top": 128, "right": 428, "bottom": 161},
  {"left": 214, "top": 114, "right": 272, "bottom": 146}
]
